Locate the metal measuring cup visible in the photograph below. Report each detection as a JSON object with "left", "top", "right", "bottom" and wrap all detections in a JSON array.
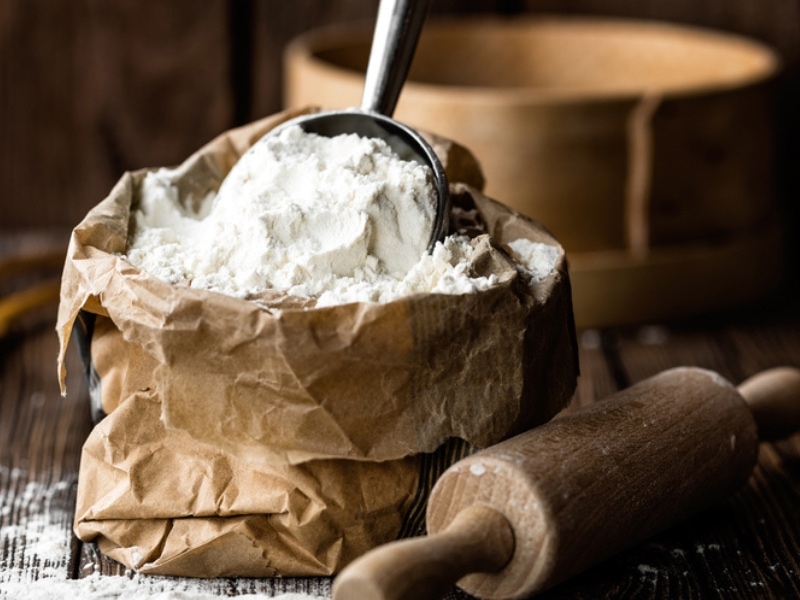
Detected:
[{"left": 271, "top": 0, "right": 449, "bottom": 252}]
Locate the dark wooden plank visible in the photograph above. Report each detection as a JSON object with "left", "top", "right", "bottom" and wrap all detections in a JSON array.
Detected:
[
  {"left": 0, "top": 315, "right": 91, "bottom": 585},
  {"left": 0, "top": 233, "right": 87, "bottom": 592},
  {"left": 728, "top": 320, "right": 800, "bottom": 377},
  {"left": 574, "top": 328, "right": 628, "bottom": 406},
  {"left": 514, "top": 0, "right": 800, "bottom": 63},
  {"left": 250, "top": 0, "right": 380, "bottom": 121},
  {"left": 0, "top": 0, "right": 234, "bottom": 231}
]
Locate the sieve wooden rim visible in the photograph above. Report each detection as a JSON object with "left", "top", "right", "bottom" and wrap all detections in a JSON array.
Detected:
[{"left": 285, "top": 15, "right": 780, "bottom": 105}]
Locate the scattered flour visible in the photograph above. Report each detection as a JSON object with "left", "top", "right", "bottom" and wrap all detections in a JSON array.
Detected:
[
  {"left": 580, "top": 329, "right": 602, "bottom": 350},
  {"left": 1, "top": 472, "right": 76, "bottom": 576},
  {"left": 468, "top": 463, "right": 486, "bottom": 477},
  {"left": 0, "top": 575, "right": 327, "bottom": 600},
  {"left": 0, "top": 468, "right": 327, "bottom": 599},
  {"left": 637, "top": 564, "right": 659, "bottom": 576},
  {"left": 124, "top": 125, "right": 544, "bottom": 306}
]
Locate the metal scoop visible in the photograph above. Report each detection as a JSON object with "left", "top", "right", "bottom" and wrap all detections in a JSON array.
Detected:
[{"left": 274, "top": 0, "right": 449, "bottom": 251}]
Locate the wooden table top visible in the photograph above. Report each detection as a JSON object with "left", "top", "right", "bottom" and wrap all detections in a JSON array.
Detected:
[{"left": 2, "top": 235, "right": 799, "bottom": 599}]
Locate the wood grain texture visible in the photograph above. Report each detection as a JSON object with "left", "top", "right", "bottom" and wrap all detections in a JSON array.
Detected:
[
  {"left": 0, "top": 0, "right": 233, "bottom": 230},
  {"left": 251, "top": 0, "right": 379, "bottom": 121},
  {"left": 0, "top": 316, "right": 89, "bottom": 581}
]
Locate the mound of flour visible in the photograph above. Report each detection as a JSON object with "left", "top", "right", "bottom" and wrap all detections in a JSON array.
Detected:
[{"left": 126, "top": 125, "right": 554, "bottom": 306}]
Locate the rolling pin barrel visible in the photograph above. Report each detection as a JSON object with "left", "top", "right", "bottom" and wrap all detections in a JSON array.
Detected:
[
  {"left": 430, "top": 367, "right": 759, "bottom": 599},
  {"left": 333, "top": 366, "right": 800, "bottom": 600}
]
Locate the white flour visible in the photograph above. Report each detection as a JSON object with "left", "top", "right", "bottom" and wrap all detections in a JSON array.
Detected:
[
  {"left": 0, "top": 467, "right": 326, "bottom": 599},
  {"left": 126, "top": 125, "right": 503, "bottom": 306},
  {"left": 505, "top": 238, "right": 560, "bottom": 285},
  {"left": 0, "top": 575, "right": 327, "bottom": 600}
]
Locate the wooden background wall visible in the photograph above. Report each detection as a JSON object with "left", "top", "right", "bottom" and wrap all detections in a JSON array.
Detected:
[{"left": 2, "top": 0, "right": 799, "bottom": 266}]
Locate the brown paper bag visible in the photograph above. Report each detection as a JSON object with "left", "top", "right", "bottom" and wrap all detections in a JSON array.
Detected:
[{"left": 57, "top": 108, "right": 578, "bottom": 576}]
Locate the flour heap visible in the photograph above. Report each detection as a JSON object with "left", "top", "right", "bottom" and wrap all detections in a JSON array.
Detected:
[{"left": 126, "top": 125, "right": 551, "bottom": 306}]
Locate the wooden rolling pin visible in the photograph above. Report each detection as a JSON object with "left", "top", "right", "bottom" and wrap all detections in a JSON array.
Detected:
[{"left": 333, "top": 366, "right": 800, "bottom": 600}]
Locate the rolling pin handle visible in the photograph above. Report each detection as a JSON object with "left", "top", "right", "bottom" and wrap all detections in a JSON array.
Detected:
[
  {"left": 737, "top": 366, "right": 800, "bottom": 441},
  {"left": 332, "top": 504, "right": 514, "bottom": 600}
]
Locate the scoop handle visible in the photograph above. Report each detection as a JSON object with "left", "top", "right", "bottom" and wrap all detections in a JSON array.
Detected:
[{"left": 361, "top": 0, "right": 431, "bottom": 116}]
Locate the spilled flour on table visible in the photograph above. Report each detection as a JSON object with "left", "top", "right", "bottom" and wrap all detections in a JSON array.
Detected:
[
  {"left": 0, "top": 467, "right": 326, "bottom": 599},
  {"left": 0, "top": 575, "right": 328, "bottom": 600},
  {"left": 0, "top": 468, "right": 76, "bottom": 579}
]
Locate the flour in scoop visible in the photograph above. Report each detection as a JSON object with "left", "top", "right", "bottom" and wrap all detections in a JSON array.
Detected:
[{"left": 126, "top": 125, "right": 500, "bottom": 306}]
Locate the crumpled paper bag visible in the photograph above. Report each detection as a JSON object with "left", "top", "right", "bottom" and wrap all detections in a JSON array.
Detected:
[{"left": 57, "top": 108, "right": 579, "bottom": 576}]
